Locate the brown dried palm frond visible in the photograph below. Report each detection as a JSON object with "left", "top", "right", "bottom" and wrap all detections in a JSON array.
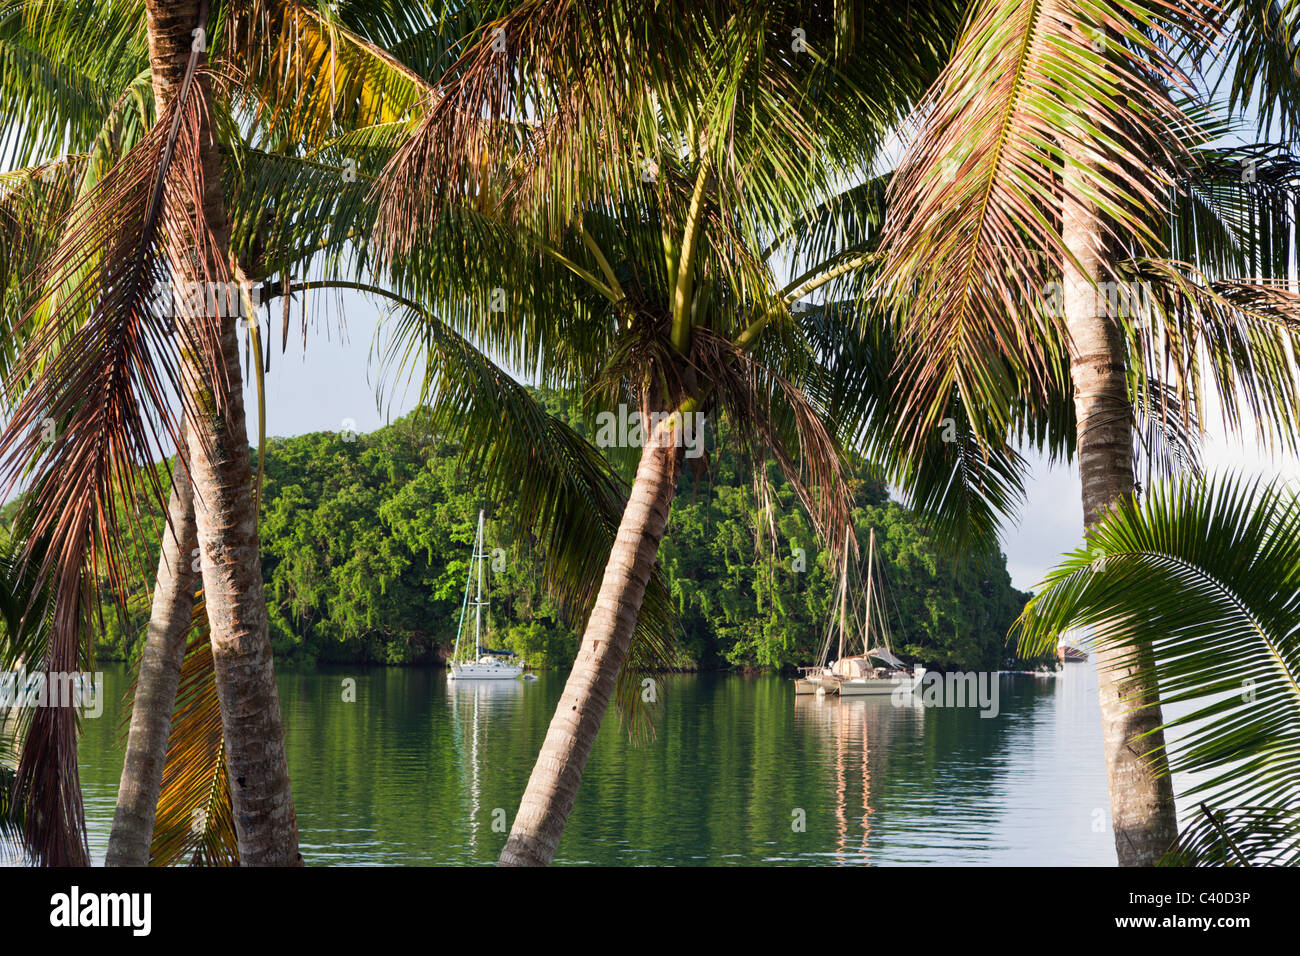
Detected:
[
  {"left": 0, "top": 61, "right": 228, "bottom": 865},
  {"left": 693, "top": 327, "right": 854, "bottom": 563},
  {"left": 146, "top": 599, "right": 237, "bottom": 867},
  {"left": 373, "top": 0, "right": 705, "bottom": 257},
  {"left": 878, "top": 0, "right": 1219, "bottom": 454},
  {"left": 375, "top": 0, "right": 959, "bottom": 262}
]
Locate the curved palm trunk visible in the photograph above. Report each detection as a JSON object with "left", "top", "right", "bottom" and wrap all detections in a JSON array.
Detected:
[
  {"left": 1063, "top": 142, "right": 1179, "bottom": 866},
  {"left": 144, "top": 0, "right": 300, "bottom": 865},
  {"left": 106, "top": 426, "right": 200, "bottom": 866},
  {"left": 499, "top": 419, "right": 684, "bottom": 866}
]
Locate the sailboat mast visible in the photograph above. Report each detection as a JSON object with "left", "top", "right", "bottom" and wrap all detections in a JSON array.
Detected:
[
  {"left": 474, "top": 509, "right": 485, "bottom": 656},
  {"left": 863, "top": 527, "right": 875, "bottom": 650},
  {"left": 837, "top": 526, "right": 849, "bottom": 662}
]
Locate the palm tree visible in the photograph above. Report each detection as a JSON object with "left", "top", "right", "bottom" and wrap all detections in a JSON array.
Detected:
[
  {"left": 1, "top": 0, "right": 497, "bottom": 863},
  {"left": 1015, "top": 473, "right": 1300, "bottom": 865},
  {"left": 878, "top": 0, "right": 1300, "bottom": 864},
  {"left": 371, "top": 0, "right": 966, "bottom": 865},
  {"left": 148, "top": 0, "right": 306, "bottom": 868},
  {"left": 0, "top": 0, "right": 305, "bottom": 864},
  {"left": 105, "top": 430, "right": 200, "bottom": 866}
]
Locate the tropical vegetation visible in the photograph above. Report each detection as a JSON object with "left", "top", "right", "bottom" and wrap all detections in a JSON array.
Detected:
[
  {"left": 1, "top": 0, "right": 1299, "bottom": 871},
  {"left": 3, "top": 402, "right": 1030, "bottom": 673}
]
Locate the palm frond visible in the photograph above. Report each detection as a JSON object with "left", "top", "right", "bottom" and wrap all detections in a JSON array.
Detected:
[
  {"left": 1168, "top": 142, "right": 1300, "bottom": 281},
  {"left": 879, "top": 0, "right": 1214, "bottom": 451},
  {"left": 221, "top": 0, "right": 434, "bottom": 149},
  {"left": 1133, "top": 378, "right": 1202, "bottom": 487},
  {"left": 1118, "top": 258, "right": 1300, "bottom": 456},
  {"left": 0, "top": 0, "right": 148, "bottom": 169},
  {"left": 147, "top": 603, "right": 238, "bottom": 867},
  {"left": 1162, "top": 804, "right": 1300, "bottom": 866},
  {"left": 0, "top": 60, "right": 229, "bottom": 865},
  {"left": 0, "top": 157, "right": 89, "bottom": 385},
  {"left": 1015, "top": 474, "right": 1300, "bottom": 810},
  {"left": 223, "top": 142, "right": 378, "bottom": 282},
  {"left": 799, "top": 300, "right": 1066, "bottom": 555},
  {"left": 1210, "top": 1, "right": 1300, "bottom": 137}
]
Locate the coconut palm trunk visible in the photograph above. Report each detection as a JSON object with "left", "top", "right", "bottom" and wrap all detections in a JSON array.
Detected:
[
  {"left": 1062, "top": 142, "right": 1179, "bottom": 866},
  {"left": 499, "top": 416, "right": 685, "bottom": 866},
  {"left": 105, "top": 425, "right": 200, "bottom": 866},
  {"left": 143, "top": 0, "right": 300, "bottom": 865}
]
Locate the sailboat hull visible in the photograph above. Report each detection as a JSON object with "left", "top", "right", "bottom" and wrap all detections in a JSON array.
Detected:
[
  {"left": 449, "top": 661, "right": 523, "bottom": 680},
  {"left": 838, "top": 675, "right": 917, "bottom": 696}
]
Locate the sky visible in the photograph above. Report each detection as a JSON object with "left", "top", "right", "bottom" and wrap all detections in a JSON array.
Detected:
[
  {"left": 246, "top": 291, "right": 421, "bottom": 441},
  {"left": 245, "top": 291, "right": 1300, "bottom": 596}
]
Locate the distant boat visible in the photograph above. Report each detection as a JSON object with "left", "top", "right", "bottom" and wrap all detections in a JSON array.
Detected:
[
  {"left": 795, "top": 526, "right": 923, "bottom": 697},
  {"left": 447, "top": 510, "right": 524, "bottom": 681},
  {"left": 1058, "top": 645, "right": 1088, "bottom": 663}
]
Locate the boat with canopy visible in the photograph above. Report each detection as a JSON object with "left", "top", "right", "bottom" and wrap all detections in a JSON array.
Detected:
[{"left": 795, "top": 526, "right": 922, "bottom": 697}]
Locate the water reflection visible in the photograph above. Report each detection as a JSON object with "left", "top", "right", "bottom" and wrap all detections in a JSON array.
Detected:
[
  {"left": 447, "top": 679, "right": 523, "bottom": 854},
  {"left": 70, "top": 665, "right": 1118, "bottom": 865}
]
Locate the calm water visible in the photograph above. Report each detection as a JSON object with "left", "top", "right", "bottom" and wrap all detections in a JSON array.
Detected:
[{"left": 73, "top": 662, "right": 1121, "bottom": 865}]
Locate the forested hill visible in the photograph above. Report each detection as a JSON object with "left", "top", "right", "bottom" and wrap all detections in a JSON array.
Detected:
[{"left": 79, "top": 393, "right": 1033, "bottom": 671}]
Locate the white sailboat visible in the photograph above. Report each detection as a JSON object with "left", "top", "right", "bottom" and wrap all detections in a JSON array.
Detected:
[
  {"left": 794, "top": 526, "right": 922, "bottom": 697},
  {"left": 447, "top": 510, "right": 524, "bottom": 680}
]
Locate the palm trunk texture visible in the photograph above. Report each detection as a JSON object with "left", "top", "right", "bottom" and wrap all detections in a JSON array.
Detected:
[
  {"left": 144, "top": 0, "right": 300, "bottom": 865},
  {"left": 499, "top": 415, "right": 685, "bottom": 866},
  {"left": 1063, "top": 134, "right": 1179, "bottom": 866},
  {"left": 105, "top": 424, "right": 200, "bottom": 866}
]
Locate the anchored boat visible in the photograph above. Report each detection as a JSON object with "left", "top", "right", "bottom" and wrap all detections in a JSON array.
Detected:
[
  {"left": 794, "top": 526, "right": 922, "bottom": 697},
  {"left": 447, "top": 510, "right": 524, "bottom": 681}
]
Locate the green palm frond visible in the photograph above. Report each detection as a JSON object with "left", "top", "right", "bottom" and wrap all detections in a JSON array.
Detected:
[
  {"left": 1133, "top": 379, "right": 1203, "bottom": 487},
  {"left": 799, "top": 300, "right": 1065, "bottom": 555},
  {"left": 325, "top": 0, "right": 509, "bottom": 84},
  {"left": 223, "top": 142, "right": 379, "bottom": 282},
  {"left": 1117, "top": 258, "right": 1300, "bottom": 456},
  {"left": 1211, "top": 1, "right": 1300, "bottom": 137},
  {"left": 1169, "top": 143, "right": 1300, "bottom": 281},
  {"left": 0, "top": 0, "right": 148, "bottom": 168},
  {"left": 220, "top": 0, "right": 434, "bottom": 149},
  {"left": 1015, "top": 474, "right": 1300, "bottom": 812},
  {"left": 0, "top": 157, "right": 89, "bottom": 383},
  {"left": 1162, "top": 804, "right": 1300, "bottom": 866},
  {"left": 382, "top": 202, "right": 625, "bottom": 394}
]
